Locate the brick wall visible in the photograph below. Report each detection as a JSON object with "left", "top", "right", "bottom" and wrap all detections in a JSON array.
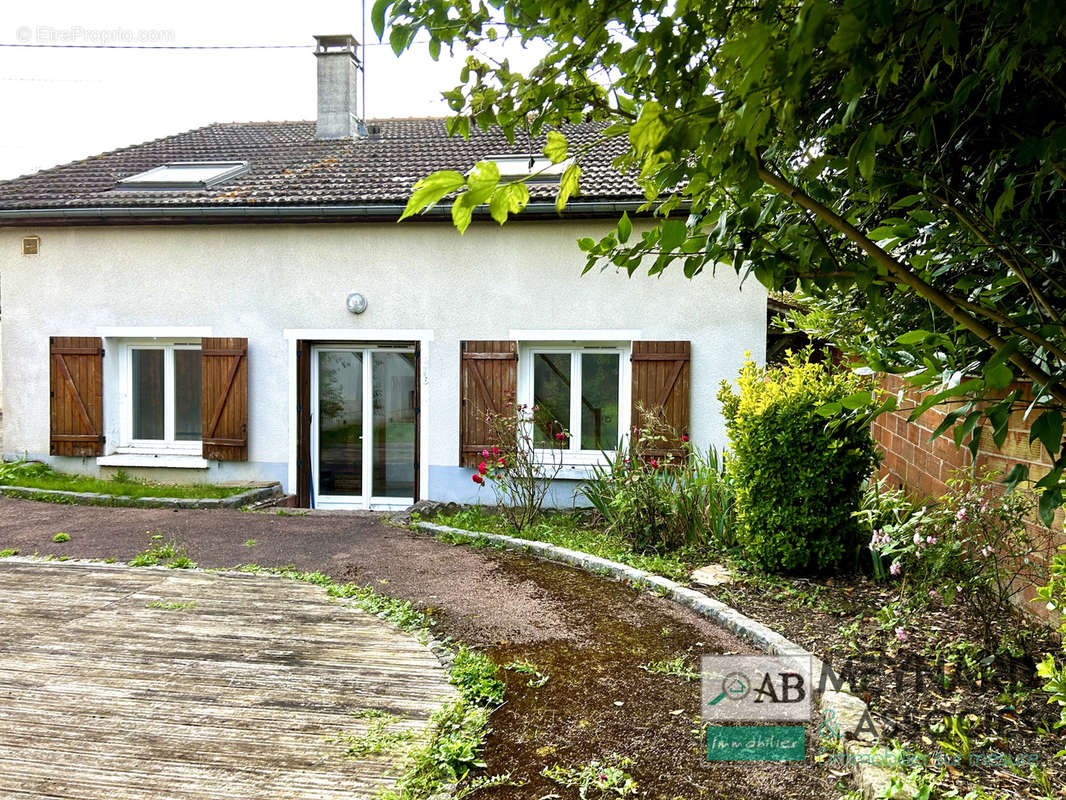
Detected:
[{"left": 871, "top": 373, "right": 1062, "bottom": 619}]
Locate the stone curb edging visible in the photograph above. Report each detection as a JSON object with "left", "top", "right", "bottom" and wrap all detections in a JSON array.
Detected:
[
  {"left": 414, "top": 520, "right": 913, "bottom": 800},
  {"left": 0, "top": 482, "right": 283, "bottom": 510}
]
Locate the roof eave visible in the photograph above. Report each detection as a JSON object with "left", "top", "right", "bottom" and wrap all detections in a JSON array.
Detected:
[{"left": 0, "top": 199, "right": 654, "bottom": 227}]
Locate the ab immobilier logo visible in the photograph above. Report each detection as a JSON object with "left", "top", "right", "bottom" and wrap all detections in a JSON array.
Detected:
[{"left": 701, "top": 654, "right": 812, "bottom": 762}]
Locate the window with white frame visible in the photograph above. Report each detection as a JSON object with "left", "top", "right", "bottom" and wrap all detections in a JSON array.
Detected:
[
  {"left": 519, "top": 344, "right": 629, "bottom": 459},
  {"left": 120, "top": 341, "right": 202, "bottom": 451}
]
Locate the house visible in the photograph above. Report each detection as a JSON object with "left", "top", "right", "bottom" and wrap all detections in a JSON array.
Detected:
[{"left": 0, "top": 35, "right": 766, "bottom": 510}]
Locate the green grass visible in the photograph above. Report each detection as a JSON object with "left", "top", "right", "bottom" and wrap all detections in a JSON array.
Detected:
[
  {"left": 53, "top": 533, "right": 71, "bottom": 543},
  {"left": 0, "top": 549, "right": 18, "bottom": 558},
  {"left": 146, "top": 600, "right": 196, "bottom": 611},
  {"left": 129, "top": 538, "right": 196, "bottom": 569},
  {"left": 0, "top": 460, "right": 245, "bottom": 500},
  {"left": 432, "top": 507, "right": 701, "bottom": 583}
]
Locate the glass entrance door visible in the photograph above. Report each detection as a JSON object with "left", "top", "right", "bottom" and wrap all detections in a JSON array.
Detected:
[{"left": 312, "top": 346, "right": 416, "bottom": 509}]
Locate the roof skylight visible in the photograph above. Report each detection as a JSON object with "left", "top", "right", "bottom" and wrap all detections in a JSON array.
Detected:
[
  {"left": 117, "top": 161, "right": 250, "bottom": 190},
  {"left": 485, "top": 155, "right": 571, "bottom": 182}
]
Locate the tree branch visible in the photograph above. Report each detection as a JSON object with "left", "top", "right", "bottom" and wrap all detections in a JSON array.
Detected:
[{"left": 756, "top": 161, "right": 1066, "bottom": 406}]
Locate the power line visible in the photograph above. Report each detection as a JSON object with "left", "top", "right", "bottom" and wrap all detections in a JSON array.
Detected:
[{"left": 0, "top": 41, "right": 417, "bottom": 50}]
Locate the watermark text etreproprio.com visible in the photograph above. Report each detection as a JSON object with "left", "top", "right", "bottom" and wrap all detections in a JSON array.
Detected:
[{"left": 15, "top": 25, "right": 177, "bottom": 45}]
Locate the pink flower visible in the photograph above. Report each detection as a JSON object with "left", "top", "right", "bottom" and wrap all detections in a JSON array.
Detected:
[
  {"left": 555, "top": 431, "right": 566, "bottom": 440},
  {"left": 926, "top": 535, "right": 937, "bottom": 545},
  {"left": 895, "top": 627, "right": 908, "bottom": 642},
  {"left": 929, "top": 589, "right": 940, "bottom": 601},
  {"left": 890, "top": 560, "right": 901, "bottom": 576},
  {"left": 913, "top": 532, "right": 923, "bottom": 546},
  {"left": 477, "top": 461, "right": 488, "bottom": 475},
  {"left": 981, "top": 545, "right": 994, "bottom": 558},
  {"left": 472, "top": 474, "right": 484, "bottom": 485},
  {"left": 482, "top": 449, "right": 490, "bottom": 458},
  {"left": 956, "top": 507, "right": 968, "bottom": 522},
  {"left": 650, "top": 458, "right": 659, "bottom": 468}
]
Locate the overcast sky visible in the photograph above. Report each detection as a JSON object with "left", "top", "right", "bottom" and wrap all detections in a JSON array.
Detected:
[{"left": 0, "top": 1, "right": 544, "bottom": 180}]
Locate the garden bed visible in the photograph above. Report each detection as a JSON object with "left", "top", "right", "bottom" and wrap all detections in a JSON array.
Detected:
[
  {"left": 0, "top": 461, "right": 280, "bottom": 509},
  {"left": 426, "top": 506, "right": 1065, "bottom": 799}
]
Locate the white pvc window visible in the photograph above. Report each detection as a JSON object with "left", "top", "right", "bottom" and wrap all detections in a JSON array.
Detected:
[
  {"left": 519, "top": 344, "right": 631, "bottom": 463},
  {"left": 117, "top": 161, "right": 249, "bottom": 189},
  {"left": 120, "top": 341, "right": 202, "bottom": 453},
  {"left": 484, "top": 155, "right": 572, "bottom": 182}
]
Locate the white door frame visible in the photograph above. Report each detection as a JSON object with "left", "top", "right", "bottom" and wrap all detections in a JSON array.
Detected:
[{"left": 285, "top": 329, "right": 432, "bottom": 508}]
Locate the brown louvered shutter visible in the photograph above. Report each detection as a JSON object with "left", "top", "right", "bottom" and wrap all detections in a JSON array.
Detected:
[
  {"left": 631, "top": 341, "right": 691, "bottom": 459},
  {"left": 201, "top": 337, "right": 248, "bottom": 461},
  {"left": 50, "top": 336, "right": 104, "bottom": 456},
  {"left": 459, "top": 340, "right": 517, "bottom": 467}
]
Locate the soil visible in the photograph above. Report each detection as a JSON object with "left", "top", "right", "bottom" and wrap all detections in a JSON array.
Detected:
[{"left": 0, "top": 497, "right": 838, "bottom": 800}]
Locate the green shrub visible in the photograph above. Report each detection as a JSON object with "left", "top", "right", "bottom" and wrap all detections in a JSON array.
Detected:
[
  {"left": 1035, "top": 546, "right": 1066, "bottom": 738},
  {"left": 718, "top": 351, "right": 878, "bottom": 573}
]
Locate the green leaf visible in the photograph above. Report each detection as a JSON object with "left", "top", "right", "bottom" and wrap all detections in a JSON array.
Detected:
[
  {"left": 371, "top": 0, "right": 390, "bottom": 39},
  {"left": 815, "top": 402, "right": 842, "bottom": 417},
  {"left": 577, "top": 237, "right": 596, "bottom": 252},
  {"left": 1038, "top": 487, "right": 1061, "bottom": 526},
  {"left": 544, "top": 131, "right": 568, "bottom": 164},
  {"left": 399, "top": 170, "right": 466, "bottom": 221},
  {"left": 1030, "top": 410, "right": 1064, "bottom": 458},
  {"left": 466, "top": 161, "right": 501, "bottom": 205},
  {"left": 896, "top": 330, "right": 932, "bottom": 345},
  {"left": 488, "top": 182, "right": 530, "bottom": 225},
  {"left": 660, "top": 219, "right": 686, "bottom": 251},
  {"left": 617, "top": 211, "right": 632, "bottom": 244},
  {"left": 428, "top": 37, "right": 441, "bottom": 61},
  {"left": 556, "top": 163, "right": 581, "bottom": 212},
  {"left": 983, "top": 362, "right": 1013, "bottom": 391},
  {"left": 839, "top": 391, "right": 872, "bottom": 410},
  {"left": 629, "top": 102, "right": 667, "bottom": 154},
  {"left": 1003, "top": 463, "right": 1029, "bottom": 494},
  {"left": 451, "top": 192, "right": 477, "bottom": 234}
]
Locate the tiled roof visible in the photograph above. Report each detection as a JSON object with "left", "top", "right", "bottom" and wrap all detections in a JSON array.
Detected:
[{"left": 0, "top": 119, "right": 641, "bottom": 214}]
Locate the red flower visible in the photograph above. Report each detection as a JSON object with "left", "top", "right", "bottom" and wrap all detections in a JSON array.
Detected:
[
  {"left": 497, "top": 458, "right": 506, "bottom": 466},
  {"left": 650, "top": 458, "right": 659, "bottom": 468},
  {"left": 555, "top": 432, "right": 566, "bottom": 440},
  {"left": 491, "top": 446, "right": 499, "bottom": 456},
  {"left": 681, "top": 434, "right": 689, "bottom": 442},
  {"left": 477, "top": 461, "right": 488, "bottom": 475},
  {"left": 472, "top": 474, "right": 484, "bottom": 485}
]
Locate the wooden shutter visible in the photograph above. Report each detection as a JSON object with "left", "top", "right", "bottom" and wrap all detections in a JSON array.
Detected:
[
  {"left": 459, "top": 340, "right": 517, "bottom": 467},
  {"left": 631, "top": 340, "right": 691, "bottom": 458},
  {"left": 201, "top": 337, "right": 248, "bottom": 461},
  {"left": 49, "top": 336, "right": 104, "bottom": 457}
]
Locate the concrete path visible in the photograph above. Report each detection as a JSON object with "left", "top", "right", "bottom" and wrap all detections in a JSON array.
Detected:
[{"left": 0, "top": 560, "right": 454, "bottom": 800}]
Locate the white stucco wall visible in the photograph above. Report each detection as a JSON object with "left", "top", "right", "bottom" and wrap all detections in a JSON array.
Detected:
[{"left": 0, "top": 220, "right": 766, "bottom": 503}]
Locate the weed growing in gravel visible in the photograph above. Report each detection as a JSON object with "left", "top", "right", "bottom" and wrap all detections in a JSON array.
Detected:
[
  {"left": 454, "top": 772, "right": 525, "bottom": 798},
  {"left": 146, "top": 600, "right": 195, "bottom": 611},
  {"left": 504, "top": 659, "right": 549, "bottom": 688},
  {"left": 242, "top": 539, "right": 258, "bottom": 547},
  {"left": 129, "top": 536, "right": 195, "bottom": 569},
  {"left": 638, "top": 657, "right": 700, "bottom": 682},
  {"left": 0, "top": 549, "right": 17, "bottom": 558},
  {"left": 542, "top": 753, "right": 638, "bottom": 798},
  {"left": 450, "top": 646, "right": 506, "bottom": 705},
  {"left": 53, "top": 533, "right": 71, "bottom": 543}
]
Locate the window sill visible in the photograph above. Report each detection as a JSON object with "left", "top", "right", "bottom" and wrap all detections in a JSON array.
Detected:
[{"left": 98, "top": 453, "right": 209, "bottom": 470}]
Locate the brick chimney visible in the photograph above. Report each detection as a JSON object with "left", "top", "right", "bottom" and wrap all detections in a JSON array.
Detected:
[{"left": 314, "top": 34, "right": 364, "bottom": 139}]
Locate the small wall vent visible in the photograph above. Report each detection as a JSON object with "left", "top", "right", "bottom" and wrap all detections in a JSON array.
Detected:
[{"left": 22, "top": 236, "right": 40, "bottom": 255}]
